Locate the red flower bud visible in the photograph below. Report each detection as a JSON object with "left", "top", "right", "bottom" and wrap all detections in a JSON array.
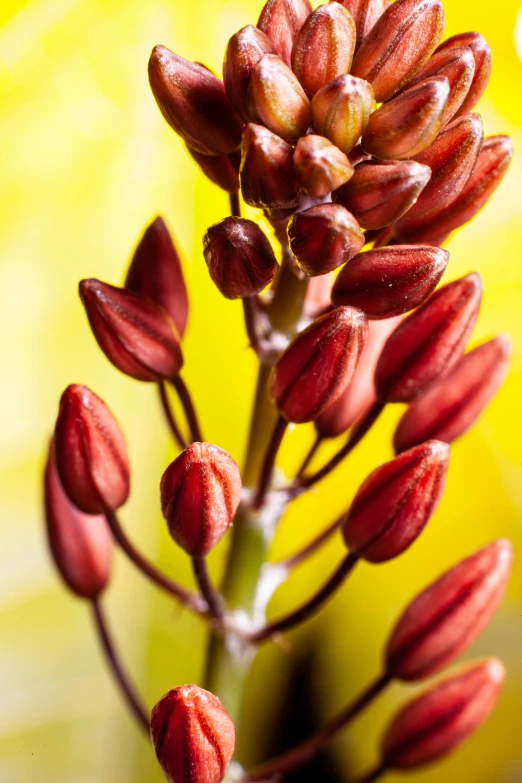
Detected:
[
  {"left": 333, "top": 0, "right": 388, "bottom": 46},
  {"left": 79, "top": 279, "right": 183, "bottom": 382},
  {"left": 203, "top": 217, "right": 278, "bottom": 300},
  {"left": 293, "top": 135, "right": 354, "bottom": 197},
  {"left": 257, "top": 0, "right": 313, "bottom": 66},
  {"left": 311, "top": 75, "right": 374, "bottom": 156},
  {"left": 331, "top": 245, "right": 448, "bottom": 319},
  {"left": 394, "top": 335, "right": 511, "bottom": 453},
  {"left": 125, "top": 216, "right": 189, "bottom": 337},
  {"left": 382, "top": 660, "right": 505, "bottom": 769},
  {"left": 151, "top": 684, "right": 235, "bottom": 783},
  {"left": 44, "top": 445, "right": 112, "bottom": 598},
  {"left": 247, "top": 54, "right": 312, "bottom": 142},
  {"left": 186, "top": 147, "right": 240, "bottom": 194},
  {"left": 361, "top": 77, "right": 449, "bottom": 160},
  {"left": 333, "top": 160, "right": 431, "bottom": 230},
  {"left": 54, "top": 385, "right": 130, "bottom": 515},
  {"left": 437, "top": 32, "right": 492, "bottom": 117},
  {"left": 288, "top": 203, "right": 364, "bottom": 276},
  {"left": 223, "top": 26, "right": 275, "bottom": 121},
  {"left": 343, "top": 441, "right": 449, "bottom": 562},
  {"left": 269, "top": 306, "right": 368, "bottom": 423},
  {"left": 351, "top": 0, "right": 445, "bottom": 102},
  {"left": 375, "top": 273, "right": 482, "bottom": 403},
  {"left": 291, "top": 4, "right": 356, "bottom": 98},
  {"left": 160, "top": 443, "right": 241, "bottom": 557},
  {"left": 148, "top": 46, "right": 242, "bottom": 155},
  {"left": 240, "top": 123, "right": 299, "bottom": 209},
  {"left": 385, "top": 539, "right": 513, "bottom": 680}
]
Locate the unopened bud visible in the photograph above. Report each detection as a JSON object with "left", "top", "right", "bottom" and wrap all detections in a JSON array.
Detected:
[
  {"left": 361, "top": 77, "right": 449, "bottom": 160},
  {"left": 270, "top": 306, "right": 368, "bottom": 423},
  {"left": 186, "top": 147, "right": 240, "bottom": 194},
  {"left": 125, "top": 216, "right": 189, "bottom": 337},
  {"left": 247, "top": 54, "right": 312, "bottom": 142},
  {"left": 331, "top": 245, "right": 448, "bottom": 319},
  {"left": 151, "top": 684, "right": 235, "bottom": 783},
  {"left": 223, "top": 26, "right": 275, "bottom": 121},
  {"left": 54, "top": 385, "right": 130, "bottom": 515},
  {"left": 311, "top": 75, "right": 374, "bottom": 156},
  {"left": 386, "top": 539, "right": 513, "bottom": 680},
  {"left": 294, "top": 135, "right": 354, "bottom": 197},
  {"left": 291, "top": 4, "right": 356, "bottom": 98},
  {"left": 333, "top": 0, "right": 388, "bottom": 46},
  {"left": 375, "top": 273, "right": 482, "bottom": 403},
  {"left": 257, "top": 0, "right": 313, "bottom": 66},
  {"left": 79, "top": 279, "right": 183, "bottom": 382},
  {"left": 240, "top": 123, "right": 299, "bottom": 209},
  {"left": 333, "top": 160, "right": 431, "bottom": 230},
  {"left": 203, "top": 217, "right": 278, "bottom": 299},
  {"left": 351, "top": 0, "right": 445, "bottom": 102},
  {"left": 148, "top": 46, "right": 242, "bottom": 155},
  {"left": 288, "top": 203, "right": 364, "bottom": 276},
  {"left": 437, "top": 32, "right": 492, "bottom": 117}
]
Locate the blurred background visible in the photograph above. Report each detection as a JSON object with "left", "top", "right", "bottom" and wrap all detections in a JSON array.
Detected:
[{"left": 1, "top": 0, "right": 522, "bottom": 781}]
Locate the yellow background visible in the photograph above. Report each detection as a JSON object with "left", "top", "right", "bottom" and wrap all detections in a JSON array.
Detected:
[{"left": 1, "top": 0, "right": 521, "bottom": 781}]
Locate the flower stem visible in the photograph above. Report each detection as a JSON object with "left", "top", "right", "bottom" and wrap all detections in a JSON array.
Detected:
[
  {"left": 192, "top": 557, "right": 225, "bottom": 621},
  {"left": 276, "top": 512, "right": 345, "bottom": 572},
  {"left": 229, "top": 191, "right": 241, "bottom": 217},
  {"left": 296, "top": 432, "right": 323, "bottom": 478},
  {"left": 252, "top": 414, "right": 288, "bottom": 509},
  {"left": 171, "top": 375, "right": 203, "bottom": 443},
  {"left": 157, "top": 382, "right": 187, "bottom": 450},
  {"left": 352, "top": 764, "right": 388, "bottom": 783}
]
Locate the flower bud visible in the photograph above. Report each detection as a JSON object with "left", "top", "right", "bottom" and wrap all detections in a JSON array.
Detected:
[
  {"left": 151, "top": 684, "right": 235, "bottom": 783},
  {"left": 333, "top": 0, "right": 388, "bottom": 45},
  {"left": 247, "top": 54, "right": 312, "bottom": 142},
  {"left": 437, "top": 33, "right": 492, "bottom": 117},
  {"left": 382, "top": 660, "right": 505, "bottom": 769},
  {"left": 331, "top": 245, "right": 448, "bottom": 319},
  {"left": 375, "top": 273, "right": 482, "bottom": 403},
  {"left": 343, "top": 441, "right": 449, "bottom": 562},
  {"left": 311, "top": 75, "right": 374, "bottom": 156},
  {"left": 125, "top": 216, "right": 189, "bottom": 337},
  {"left": 394, "top": 335, "right": 511, "bottom": 453},
  {"left": 223, "top": 26, "right": 275, "bottom": 121},
  {"left": 203, "top": 217, "right": 278, "bottom": 299},
  {"left": 361, "top": 77, "right": 449, "bottom": 160},
  {"left": 54, "top": 385, "right": 130, "bottom": 515},
  {"left": 351, "top": 0, "right": 445, "bottom": 102},
  {"left": 386, "top": 539, "right": 513, "bottom": 680},
  {"left": 288, "top": 203, "right": 364, "bottom": 276},
  {"left": 293, "top": 135, "right": 354, "bottom": 197},
  {"left": 79, "top": 279, "right": 183, "bottom": 382},
  {"left": 240, "top": 123, "right": 299, "bottom": 209},
  {"left": 186, "top": 147, "right": 240, "bottom": 194},
  {"left": 257, "top": 0, "right": 313, "bottom": 66},
  {"left": 44, "top": 445, "right": 112, "bottom": 598},
  {"left": 269, "top": 306, "right": 368, "bottom": 423},
  {"left": 148, "top": 46, "right": 242, "bottom": 155},
  {"left": 160, "top": 443, "right": 241, "bottom": 557},
  {"left": 291, "top": 4, "right": 356, "bottom": 98},
  {"left": 333, "top": 160, "right": 431, "bottom": 230}
]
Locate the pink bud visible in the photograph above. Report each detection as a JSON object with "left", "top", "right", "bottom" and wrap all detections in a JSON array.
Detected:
[
  {"left": 304, "top": 273, "right": 334, "bottom": 318},
  {"left": 293, "top": 135, "right": 354, "bottom": 197},
  {"left": 311, "top": 75, "right": 374, "bottom": 156},
  {"left": 223, "top": 25, "right": 275, "bottom": 121},
  {"left": 437, "top": 32, "right": 492, "bottom": 117},
  {"left": 186, "top": 147, "right": 240, "bottom": 195},
  {"left": 240, "top": 123, "right": 299, "bottom": 209},
  {"left": 333, "top": 0, "right": 388, "bottom": 45},
  {"left": 54, "top": 385, "right": 130, "bottom": 515},
  {"left": 287, "top": 203, "right": 364, "bottom": 276},
  {"left": 257, "top": 0, "right": 313, "bottom": 66}
]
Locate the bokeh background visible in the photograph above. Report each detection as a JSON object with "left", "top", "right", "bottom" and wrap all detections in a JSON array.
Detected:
[{"left": 1, "top": 0, "right": 522, "bottom": 781}]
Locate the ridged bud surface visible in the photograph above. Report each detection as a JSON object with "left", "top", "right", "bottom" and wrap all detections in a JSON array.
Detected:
[
  {"left": 294, "top": 135, "right": 354, "bottom": 197},
  {"left": 257, "top": 0, "right": 313, "bottom": 66},
  {"left": 311, "top": 75, "right": 374, "bottom": 156},
  {"left": 288, "top": 203, "right": 364, "bottom": 276},
  {"left": 437, "top": 32, "right": 492, "bottom": 117},
  {"left": 187, "top": 147, "right": 240, "bottom": 194},
  {"left": 334, "top": 0, "right": 388, "bottom": 45},
  {"left": 240, "top": 123, "right": 299, "bottom": 209},
  {"left": 223, "top": 26, "right": 275, "bottom": 121}
]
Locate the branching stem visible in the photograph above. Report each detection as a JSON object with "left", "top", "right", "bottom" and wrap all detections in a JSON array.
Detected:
[
  {"left": 192, "top": 557, "right": 225, "bottom": 621},
  {"left": 252, "top": 414, "right": 288, "bottom": 509},
  {"left": 276, "top": 513, "right": 345, "bottom": 572},
  {"left": 172, "top": 375, "right": 203, "bottom": 443},
  {"left": 157, "top": 382, "right": 187, "bottom": 450}
]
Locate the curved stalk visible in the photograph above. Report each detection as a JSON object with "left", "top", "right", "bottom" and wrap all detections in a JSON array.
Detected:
[
  {"left": 157, "top": 382, "right": 187, "bottom": 450},
  {"left": 171, "top": 375, "right": 203, "bottom": 443},
  {"left": 192, "top": 557, "right": 225, "bottom": 622}
]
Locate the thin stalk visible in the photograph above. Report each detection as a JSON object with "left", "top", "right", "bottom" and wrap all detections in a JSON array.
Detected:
[
  {"left": 276, "top": 512, "right": 345, "bottom": 572},
  {"left": 229, "top": 191, "right": 241, "bottom": 217},
  {"left": 252, "top": 415, "right": 288, "bottom": 509},
  {"left": 192, "top": 557, "right": 225, "bottom": 621},
  {"left": 91, "top": 598, "right": 150, "bottom": 734},
  {"left": 172, "top": 375, "right": 203, "bottom": 443},
  {"left": 353, "top": 764, "right": 388, "bottom": 783},
  {"left": 296, "top": 432, "right": 323, "bottom": 478},
  {"left": 157, "top": 382, "right": 187, "bottom": 450},
  {"left": 243, "top": 296, "right": 263, "bottom": 356}
]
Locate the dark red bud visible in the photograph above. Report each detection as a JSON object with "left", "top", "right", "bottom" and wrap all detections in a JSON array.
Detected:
[
  {"left": 382, "top": 660, "right": 505, "bottom": 769},
  {"left": 240, "top": 123, "right": 299, "bottom": 209},
  {"left": 186, "top": 146, "right": 240, "bottom": 194},
  {"left": 351, "top": 0, "right": 445, "bottom": 102},
  {"left": 394, "top": 335, "right": 511, "bottom": 453},
  {"left": 333, "top": 160, "right": 431, "bottom": 230},
  {"left": 203, "top": 217, "right": 278, "bottom": 299},
  {"left": 332, "top": 0, "right": 388, "bottom": 46},
  {"left": 223, "top": 25, "right": 275, "bottom": 121},
  {"left": 148, "top": 46, "right": 242, "bottom": 155},
  {"left": 311, "top": 75, "right": 374, "bottom": 156},
  {"left": 125, "top": 216, "right": 189, "bottom": 337},
  {"left": 361, "top": 77, "right": 449, "bottom": 160},
  {"left": 293, "top": 134, "right": 354, "bottom": 197},
  {"left": 437, "top": 32, "right": 492, "bottom": 117},
  {"left": 375, "top": 273, "right": 482, "bottom": 403},
  {"left": 343, "top": 441, "right": 449, "bottom": 562},
  {"left": 269, "top": 306, "right": 368, "bottom": 423},
  {"left": 79, "top": 279, "right": 183, "bottom": 382},
  {"left": 151, "top": 684, "right": 235, "bottom": 783},
  {"left": 288, "top": 203, "right": 364, "bottom": 276},
  {"left": 160, "top": 443, "right": 241, "bottom": 557},
  {"left": 257, "top": 0, "right": 313, "bottom": 66},
  {"left": 386, "top": 539, "right": 513, "bottom": 680},
  {"left": 291, "top": 4, "right": 356, "bottom": 98},
  {"left": 331, "top": 245, "right": 448, "bottom": 319},
  {"left": 54, "top": 385, "right": 130, "bottom": 515},
  {"left": 44, "top": 445, "right": 112, "bottom": 598}
]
